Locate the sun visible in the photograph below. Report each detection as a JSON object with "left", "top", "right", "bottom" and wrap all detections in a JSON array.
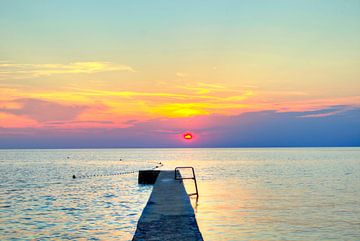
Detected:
[{"left": 183, "top": 132, "right": 193, "bottom": 140}]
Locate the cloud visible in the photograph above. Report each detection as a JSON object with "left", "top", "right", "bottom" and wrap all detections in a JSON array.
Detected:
[
  {"left": 298, "top": 105, "right": 351, "bottom": 118},
  {"left": 64, "top": 86, "right": 255, "bottom": 118},
  {"left": 0, "top": 98, "right": 87, "bottom": 122},
  {"left": 150, "top": 103, "right": 211, "bottom": 118},
  {"left": 0, "top": 61, "right": 134, "bottom": 80},
  {"left": 0, "top": 112, "right": 38, "bottom": 128},
  {"left": 0, "top": 105, "right": 359, "bottom": 148}
]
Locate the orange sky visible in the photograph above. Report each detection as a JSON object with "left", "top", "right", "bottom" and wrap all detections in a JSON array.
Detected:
[{"left": 0, "top": 1, "right": 359, "bottom": 147}]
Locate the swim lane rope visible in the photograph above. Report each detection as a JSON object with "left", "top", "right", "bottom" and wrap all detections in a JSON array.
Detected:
[{"left": 72, "top": 160, "right": 163, "bottom": 179}]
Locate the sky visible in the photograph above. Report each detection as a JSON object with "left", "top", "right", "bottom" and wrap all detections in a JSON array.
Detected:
[{"left": 0, "top": 0, "right": 359, "bottom": 148}]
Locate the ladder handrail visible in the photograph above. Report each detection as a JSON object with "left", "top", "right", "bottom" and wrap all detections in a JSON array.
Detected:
[{"left": 175, "top": 166, "right": 199, "bottom": 197}]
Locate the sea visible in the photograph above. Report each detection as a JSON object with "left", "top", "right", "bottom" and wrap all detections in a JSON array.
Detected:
[{"left": 0, "top": 148, "right": 359, "bottom": 240}]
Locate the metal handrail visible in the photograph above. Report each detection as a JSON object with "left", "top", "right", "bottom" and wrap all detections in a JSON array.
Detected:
[{"left": 175, "top": 166, "right": 199, "bottom": 197}]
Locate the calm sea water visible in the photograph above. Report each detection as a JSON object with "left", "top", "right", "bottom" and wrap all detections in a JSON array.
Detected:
[{"left": 0, "top": 148, "right": 359, "bottom": 240}]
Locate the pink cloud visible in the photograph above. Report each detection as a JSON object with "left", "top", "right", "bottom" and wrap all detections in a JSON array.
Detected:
[{"left": 0, "top": 98, "right": 87, "bottom": 122}]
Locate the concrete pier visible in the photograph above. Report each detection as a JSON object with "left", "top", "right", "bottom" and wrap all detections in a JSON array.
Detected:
[{"left": 132, "top": 170, "right": 203, "bottom": 241}]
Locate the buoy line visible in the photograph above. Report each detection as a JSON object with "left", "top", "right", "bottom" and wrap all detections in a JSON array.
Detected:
[
  {"left": 72, "top": 160, "right": 164, "bottom": 179},
  {"left": 72, "top": 170, "right": 137, "bottom": 179}
]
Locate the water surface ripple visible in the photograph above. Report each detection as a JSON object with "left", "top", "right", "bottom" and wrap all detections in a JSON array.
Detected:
[{"left": 1, "top": 148, "right": 359, "bottom": 240}]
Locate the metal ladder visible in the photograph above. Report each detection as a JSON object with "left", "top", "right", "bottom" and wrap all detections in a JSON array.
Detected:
[{"left": 174, "top": 166, "right": 199, "bottom": 197}]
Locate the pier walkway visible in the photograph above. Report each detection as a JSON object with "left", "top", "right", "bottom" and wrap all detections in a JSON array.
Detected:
[{"left": 132, "top": 170, "right": 203, "bottom": 241}]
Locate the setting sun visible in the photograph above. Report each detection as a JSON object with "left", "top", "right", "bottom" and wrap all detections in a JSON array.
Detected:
[{"left": 183, "top": 133, "right": 193, "bottom": 140}]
